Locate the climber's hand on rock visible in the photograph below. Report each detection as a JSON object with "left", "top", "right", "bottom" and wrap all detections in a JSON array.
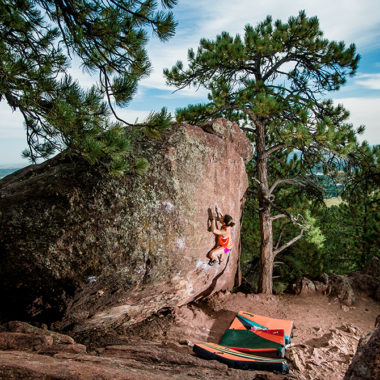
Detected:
[
  {"left": 208, "top": 207, "right": 214, "bottom": 221},
  {"left": 215, "top": 205, "right": 223, "bottom": 219}
]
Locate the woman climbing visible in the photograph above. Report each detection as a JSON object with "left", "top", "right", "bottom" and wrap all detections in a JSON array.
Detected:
[{"left": 208, "top": 206, "right": 235, "bottom": 266}]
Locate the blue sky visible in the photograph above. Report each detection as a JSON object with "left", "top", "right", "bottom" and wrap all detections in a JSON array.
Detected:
[{"left": 1, "top": 0, "right": 379, "bottom": 166}]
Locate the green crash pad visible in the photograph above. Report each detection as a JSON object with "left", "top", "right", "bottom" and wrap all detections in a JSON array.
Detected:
[{"left": 219, "top": 329, "right": 285, "bottom": 358}]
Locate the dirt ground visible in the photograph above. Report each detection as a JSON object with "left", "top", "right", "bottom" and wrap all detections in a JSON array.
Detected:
[
  {"left": 1, "top": 291, "right": 378, "bottom": 379},
  {"left": 118, "top": 291, "right": 380, "bottom": 379},
  {"left": 201, "top": 291, "right": 379, "bottom": 344}
]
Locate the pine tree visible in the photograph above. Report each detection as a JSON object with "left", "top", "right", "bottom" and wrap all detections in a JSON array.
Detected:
[
  {"left": 242, "top": 146, "right": 327, "bottom": 291},
  {"left": 164, "top": 11, "right": 360, "bottom": 293},
  {"left": 342, "top": 143, "right": 380, "bottom": 264},
  {"left": 0, "top": 0, "right": 177, "bottom": 172}
]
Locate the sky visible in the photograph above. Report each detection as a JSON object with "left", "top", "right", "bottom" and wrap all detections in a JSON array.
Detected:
[{"left": 1, "top": 0, "right": 379, "bottom": 166}]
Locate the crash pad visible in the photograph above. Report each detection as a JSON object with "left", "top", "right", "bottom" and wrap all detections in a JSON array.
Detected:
[
  {"left": 193, "top": 342, "right": 289, "bottom": 373},
  {"left": 219, "top": 329, "right": 285, "bottom": 358},
  {"left": 234, "top": 311, "right": 294, "bottom": 344}
]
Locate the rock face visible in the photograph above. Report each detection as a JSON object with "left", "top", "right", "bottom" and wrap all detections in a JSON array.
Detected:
[
  {"left": 292, "top": 259, "right": 380, "bottom": 306},
  {"left": 0, "top": 321, "right": 274, "bottom": 380},
  {"left": 291, "top": 274, "right": 355, "bottom": 306},
  {"left": 351, "top": 256, "right": 380, "bottom": 301},
  {"left": 287, "top": 324, "right": 363, "bottom": 380},
  {"left": 0, "top": 119, "right": 252, "bottom": 331},
  {"left": 292, "top": 277, "right": 318, "bottom": 296},
  {"left": 327, "top": 274, "right": 356, "bottom": 306},
  {"left": 344, "top": 322, "right": 380, "bottom": 380}
]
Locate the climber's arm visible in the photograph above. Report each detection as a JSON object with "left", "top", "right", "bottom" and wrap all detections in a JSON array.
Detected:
[{"left": 211, "top": 218, "right": 227, "bottom": 236}]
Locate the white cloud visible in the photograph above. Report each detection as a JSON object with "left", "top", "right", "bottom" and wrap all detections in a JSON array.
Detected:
[
  {"left": 355, "top": 74, "right": 380, "bottom": 90},
  {"left": 139, "top": 0, "right": 380, "bottom": 94},
  {"left": 334, "top": 97, "right": 380, "bottom": 144},
  {"left": 176, "top": 0, "right": 380, "bottom": 48},
  {"left": 113, "top": 109, "right": 152, "bottom": 124},
  {"left": 67, "top": 65, "right": 97, "bottom": 90},
  {"left": 0, "top": 102, "right": 25, "bottom": 139}
]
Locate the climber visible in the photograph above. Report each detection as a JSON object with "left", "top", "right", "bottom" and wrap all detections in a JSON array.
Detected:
[{"left": 208, "top": 206, "right": 235, "bottom": 266}]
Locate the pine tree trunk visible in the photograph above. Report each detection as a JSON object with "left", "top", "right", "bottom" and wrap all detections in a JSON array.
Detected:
[
  {"left": 256, "top": 121, "right": 274, "bottom": 294},
  {"left": 361, "top": 182, "right": 369, "bottom": 263},
  {"left": 258, "top": 206, "right": 274, "bottom": 293}
]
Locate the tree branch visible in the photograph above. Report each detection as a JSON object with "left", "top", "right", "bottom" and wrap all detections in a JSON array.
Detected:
[
  {"left": 269, "top": 178, "right": 305, "bottom": 195},
  {"left": 252, "top": 176, "right": 262, "bottom": 185},
  {"left": 275, "top": 226, "right": 285, "bottom": 250},
  {"left": 101, "top": 68, "right": 134, "bottom": 127},
  {"left": 241, "top": 126, "right": 256, "bottom": 134},
  {"left": 262, "top": 53, "right": 290, "bottom": 82},
  {"left": 263, "top": 143, "right": 285, "bottom": 158},
  {"left": 265, "top": 198, "right": 306, "bottom": 228},
  {"left": 271, "top": 214, "right": 287, "bottom": 222},
  {"left": 244, "top": 108, "right": 259, "bottom": 124},
  {"left": 273, "top": 228, "right": 306, "bottom": 257}
]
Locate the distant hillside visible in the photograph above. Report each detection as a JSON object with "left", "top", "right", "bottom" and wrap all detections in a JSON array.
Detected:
[{"left": 0, "top": 168, "right": 21, "bottom": 179}]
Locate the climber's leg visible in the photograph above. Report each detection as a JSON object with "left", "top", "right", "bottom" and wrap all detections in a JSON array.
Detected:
[
  {"left": 208, "top": 246, "right": 225, "bottom": 265},
  {"left": 218, "top": 248, "right": 231, "bottom": 264}
]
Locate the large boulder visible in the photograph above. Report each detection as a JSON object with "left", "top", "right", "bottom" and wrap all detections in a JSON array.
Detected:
[
  {"left": 292, "top": 277, "right": 317, "bottom": 296},
  {"left": 290, "top": 274, "right": 329, "bottom": 297},
  {"left": 0, "top": 119, "right": 251, "bottom": 331},
  {"left": 328, "top": 275, "right": 356, "bottom": 306},
  {"left": 350, "top": 257, "right": 380, "bottom": 301},
  {"left": 344, "top": 321, "right": 380, "bottom": 380}
]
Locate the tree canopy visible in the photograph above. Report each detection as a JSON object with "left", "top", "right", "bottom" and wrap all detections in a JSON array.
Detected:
[
  {"left": 0, "top": 0, "right": 177, "bottom": 172},
  {"left": 164, "top": 11, "right": 361, "bottom": 293},
  {"left": 165, "top": 11, "right": 359, "bottom": 156}
]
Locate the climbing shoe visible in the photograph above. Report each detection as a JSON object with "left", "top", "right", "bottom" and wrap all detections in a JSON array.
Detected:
[
  {"left": 217, "top": 255, "right": 222, "bottom": 265},
  {"left": 208, "top": 260, "right": 216, "bottom": 266}
]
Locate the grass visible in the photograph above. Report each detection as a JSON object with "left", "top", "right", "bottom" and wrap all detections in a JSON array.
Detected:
[{"left": 324, "top": 197, "right": 344, "bottom": 207}]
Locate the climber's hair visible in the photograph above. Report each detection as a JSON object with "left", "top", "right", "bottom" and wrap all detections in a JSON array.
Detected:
[{"left": 223, "top": 215, "right": 235, "bottom": 227}]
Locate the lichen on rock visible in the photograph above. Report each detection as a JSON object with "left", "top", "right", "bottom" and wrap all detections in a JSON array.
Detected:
[{"left": 0, "top": 119, "right": 252, "bottom": 332}]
